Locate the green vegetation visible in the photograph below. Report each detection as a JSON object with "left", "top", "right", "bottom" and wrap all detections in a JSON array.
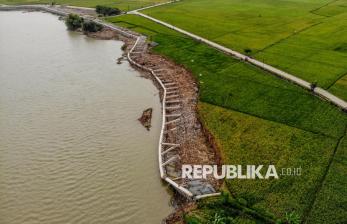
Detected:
[
  {"left": 106, "top": 14, "right": 347, "bottom": 222},
  {"left": 305, "top": 133, "right": 347, "bottom": 223},
  {"left": 185, "top": 193, "right": 272, "bottom": 224},
  {"left": 311, "top": 0, "right": 347, "bottom": 17},
  {"left": 65, "top": 13, "right": 83, "bottom": 30},
  {"left": 65, "top": 14, "right": 101, "bottom": 32},
  {"left": 185, "top": 192, "right": 303, "bottom": 224},
  {"left": 198, "top": 102, "right": 337, "bottom": 219},
  {"left": 82, "top": 20, "right": 102, "bottom": 32},
  {"left": 256, "top": 13, "right": 347, "bottom": 90},
  {"left": 329, "top": 74, "right": 347, "bottom": 100},
  {"left": 107, "top": 15, "right": 346, "bottom": 139},
  {"left": 142, "top": 0, "right": 347, "bottom": 100},
  {"left": 0, "top": 0, "right": 166, "bottom": 11},
  {"left": 96, "top": 5, "right": 121, "bottom": 16}
]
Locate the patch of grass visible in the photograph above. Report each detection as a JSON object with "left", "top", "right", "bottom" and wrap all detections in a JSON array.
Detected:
[
  {"left": 142, "top": 0, "right": 347, "bottom": 98},
  {"left": 305, "top": 133, "right": 347, "bottom": 224},
  {"left": 185, "top": 194, "right": 271, "bottom": 224},
  {"left": 107, "top": 15, "right": 347, "bottom": 139},
  {"left": 0, "top": 0, "right": 166, "bottom": 11},
  {"left": 334, "top": 43, "right": 347, "bottom": 53},
  {"left": 198, "top": 102, "right": 338, "bottom": 219},
  {"left": 256, "top": 12, "right": 347, "bottom": 89},
  {"left": 329, "top": 73, "right": 347, "bottom": 100},
  {"left": 312, "top": 0, "right": 347, "bottom": 17}
]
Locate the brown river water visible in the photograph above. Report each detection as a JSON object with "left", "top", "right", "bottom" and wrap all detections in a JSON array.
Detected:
[{"left": 0, "top": 11, "right": 172, "bottom": 224}]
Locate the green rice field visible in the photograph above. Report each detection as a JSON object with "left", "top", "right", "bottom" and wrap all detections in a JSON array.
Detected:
[
  {"left": 142, "top": 0, "right": 347, "bottom": 100},
  {"left": 198, "top": 102, "right": 343, "bottom": 222},
  {"left": 305, "top": 134, "right": 347, "bottom": 223}
]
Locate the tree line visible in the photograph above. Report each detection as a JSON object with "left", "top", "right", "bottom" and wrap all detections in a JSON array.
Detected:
[{"left": 95, "top": 5, "right": 121, "bottom": 16}]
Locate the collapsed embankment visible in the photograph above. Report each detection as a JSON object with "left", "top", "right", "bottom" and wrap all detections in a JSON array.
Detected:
[{"left": 82, "top": 17, "right": 223, "bottom": 223}]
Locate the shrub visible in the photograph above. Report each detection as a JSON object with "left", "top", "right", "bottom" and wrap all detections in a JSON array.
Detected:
[
  {"left": 82, "top": 20, "right": 102, "bottom": 33},
  {"left": 184, "top": 215, "right": 202, "bottom": 224},
  {"left": 284, "top": 211, "right": 300, "bottom": 224},
  {"left": 65, "top": 14, "right": 83, "bottom": 31},
  {"left": 96, "top": 5, "right": 121, "bottom": 16},
  {"left": 244, "top": 48, "right": 252, "bottom": 55},
  {"left": 310, "top": 81, "right": 317, "bottom": 91}
]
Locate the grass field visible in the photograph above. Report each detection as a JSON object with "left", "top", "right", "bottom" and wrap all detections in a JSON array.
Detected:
[
  {"left": 329, "top": 74, "right": 347, "bottom": 100},
  {"left": 142, "top": 0, "right": 347, "bottom": 100},
  {"left": 106, "top": 14, "right": 347, "bottom": 222},
  {"left": 0, "top": 0, "right": 166, "bottom": 10}
]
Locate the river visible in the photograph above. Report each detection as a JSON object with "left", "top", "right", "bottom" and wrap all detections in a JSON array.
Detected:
[{"left": 0, "top": 11, "right": 172, "bottom": 224}]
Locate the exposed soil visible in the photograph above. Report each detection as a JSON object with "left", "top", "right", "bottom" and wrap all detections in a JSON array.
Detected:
[
  {"left": 163, "top": 202, "right": 197, "bottom": 224},
  {"left": 131, "top": 49, "right": 221, "bottom": 181},
  {"left": 138, "top": 108, "right": 153, "bottom": 130},
  {"left": 85, "top": 28, "right": 121, "bottom": 40},
  {"left": 110, "top": 30, "right": 222, "bottom": 224},
  {"left": 119, "top": 39, "right": 222, "bottom": 223}
]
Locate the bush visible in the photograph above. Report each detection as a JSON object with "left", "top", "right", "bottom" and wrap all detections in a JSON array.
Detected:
[
  {"left": 184, "top": 215, "right": 202, "bottom": 224},
  {"left": 244, "top": 48, "right": 252, "bottom": 55},
  {"left": 281, "top": 211, "right": 300, "bottom": 224},
  {"left": 310, "top": 81, "right": 317, "bottom": 91},
  {"left": 82, "top": 20, "right": 102, "bottom": 32},
  {"left": 96, "top": 5, "right": 121, "bottom": 16},
  {"left": 65, "top": 14, "right": 84, "bottom": 31}
]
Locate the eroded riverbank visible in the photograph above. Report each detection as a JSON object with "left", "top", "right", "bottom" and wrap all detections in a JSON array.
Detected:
[{"left": 0, "top": 5, "right": 223, "bottom": 223}]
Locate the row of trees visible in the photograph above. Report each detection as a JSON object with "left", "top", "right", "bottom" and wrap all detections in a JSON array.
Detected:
[
  {"left": 65, "top": 14, "right": 102, "bottom": 32},
  {"left": 95, "top": 5, "right": 121, "bottom": 16}
]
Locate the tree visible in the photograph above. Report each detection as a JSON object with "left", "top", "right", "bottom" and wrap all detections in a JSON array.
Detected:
[
  {"left": 95, "top": 5, "right": 121, "bottom": 16},
  {"left": 65, "top": 14, "right": 84, "bottom": 31},
  {"left": 82, "top": 20, "right": 102, "bottom": 32}
]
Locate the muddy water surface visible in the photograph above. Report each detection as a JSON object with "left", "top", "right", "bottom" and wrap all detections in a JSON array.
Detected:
[{"left": 0, "top": 11, "right": 171, "bottom": 224}]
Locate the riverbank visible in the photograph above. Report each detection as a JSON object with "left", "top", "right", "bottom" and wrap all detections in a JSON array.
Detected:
[{"left": 0, "top": 5, "right": 221, "bottom": 223}]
